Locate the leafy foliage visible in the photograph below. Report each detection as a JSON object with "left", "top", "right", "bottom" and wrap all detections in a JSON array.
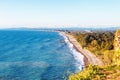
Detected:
[
  {"left": 113, "top": 29, "right": 120, "bottom": 64},
  {"left": 69, "top": 65, "right": 120, "bottom": 80},
  {"left": 73, "top": 31, "right": 115, "bottom": 65},
  {"left": 69, "top": 31, "right": 120, "bottom": 80},
  {"left": 74, "top": 32, "right": 114, "bottom": 51}
]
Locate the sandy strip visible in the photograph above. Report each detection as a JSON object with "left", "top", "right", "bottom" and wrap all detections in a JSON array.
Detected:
[{"left": 60, "top": 32, "right": 103, "bottom": 67}]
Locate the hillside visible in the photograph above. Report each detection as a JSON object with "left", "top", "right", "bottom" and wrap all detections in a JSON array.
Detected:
[{"left": 69, "top": 30, "right": 120, "bottom": 80}]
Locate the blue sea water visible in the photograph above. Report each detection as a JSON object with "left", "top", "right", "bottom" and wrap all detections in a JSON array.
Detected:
[{"left": 0, "top": 30, "right": 84, "bottom": 80}]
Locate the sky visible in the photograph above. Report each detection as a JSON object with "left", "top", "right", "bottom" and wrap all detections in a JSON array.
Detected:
[{"left": 0, "top": 0, "right": 120, "bottom": 28}]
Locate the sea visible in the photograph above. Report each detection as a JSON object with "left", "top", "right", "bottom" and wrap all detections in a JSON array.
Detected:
[{"left": 0, "top": 30, "right": 84, "bottom": 80}]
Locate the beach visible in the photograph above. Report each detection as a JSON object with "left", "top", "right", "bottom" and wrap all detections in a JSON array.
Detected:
[{"left": 60, "top": 31, "right": 103, "bottom": 67}]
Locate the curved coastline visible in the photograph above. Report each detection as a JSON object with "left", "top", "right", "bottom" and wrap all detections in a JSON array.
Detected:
[
  {"left": 59, "top": 31, "right": 103, "bottom": 68},
  {"left": 59, "top": 32, "right": 85, "bottom": 71}
]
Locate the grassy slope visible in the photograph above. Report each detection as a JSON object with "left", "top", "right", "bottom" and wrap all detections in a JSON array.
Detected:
[
  {"left": 70, "top": 65, "right": 120, "bottom": 80},
  {"left": 69, "top": 31, "right": 120, "bottom": 80}
]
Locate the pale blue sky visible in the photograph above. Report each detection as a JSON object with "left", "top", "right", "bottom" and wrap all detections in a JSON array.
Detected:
[{"left": 0, "top": 0, "right": 120, "bottom": 28}]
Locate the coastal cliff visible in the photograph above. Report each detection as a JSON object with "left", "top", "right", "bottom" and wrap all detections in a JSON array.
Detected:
[{"left": 114, "top": 29, "right": 120, "bottom": 64}]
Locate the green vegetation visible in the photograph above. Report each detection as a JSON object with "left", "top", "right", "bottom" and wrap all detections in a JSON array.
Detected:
[
  {"left": 114, "top": 48, "right": 120, "bottom": 64},
  {"left": 69, "top": 65, "right": 120, "bottom": 80},
  {"left": 113, "top": 29, "right": 120, "bottom": 64},
  {"left": 75, "top": 32, "right": 114, "bottom": 50},
  {"left": 69, "top": 31, "right": 120, "bottom": 80},
  {"left": 73, "top": 31, "right": 114, "bottom": 65}
]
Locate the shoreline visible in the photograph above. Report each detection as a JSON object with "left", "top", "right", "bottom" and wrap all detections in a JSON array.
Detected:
[{"left": 59, "top": 31, "right": 103, "bottom": 67}]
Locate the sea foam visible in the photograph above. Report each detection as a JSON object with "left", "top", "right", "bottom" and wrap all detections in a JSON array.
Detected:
[{"left": 59, "top": 32, "right": 85, "bottom": 71}]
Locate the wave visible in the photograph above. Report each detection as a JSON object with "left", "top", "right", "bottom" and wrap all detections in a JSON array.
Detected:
[{"left": 59, "top": 32, "right": 85, "bottom": 71}]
